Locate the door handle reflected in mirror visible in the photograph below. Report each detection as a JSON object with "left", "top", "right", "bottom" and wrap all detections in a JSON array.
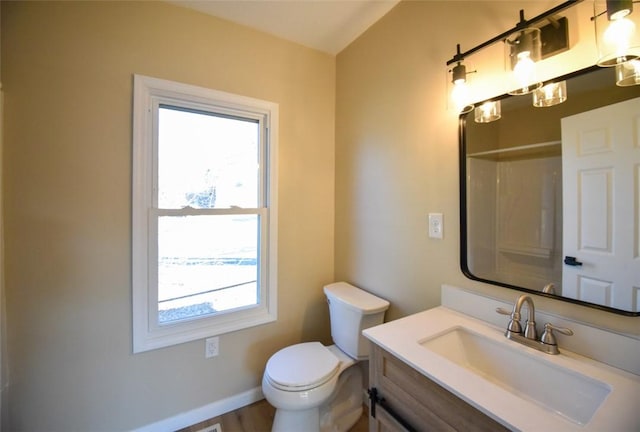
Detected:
[{"left": 564, "top": 256, "right": 583, "bottom": 266}]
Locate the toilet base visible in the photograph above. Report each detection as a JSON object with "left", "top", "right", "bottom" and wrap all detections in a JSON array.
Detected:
[
  {"left": 272, "top": 408, "right": 320, "bottom": 432},
  {"left": 319, "top": 365, "right": 363, "bottom": 432},
  {"left": 268, "top": 363, "right": 364, "bottom": 432}
]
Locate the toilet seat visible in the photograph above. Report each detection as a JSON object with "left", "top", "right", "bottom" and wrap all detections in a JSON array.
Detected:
[{"left": 265, "top": 342, "right": 340, "bottom": 392}]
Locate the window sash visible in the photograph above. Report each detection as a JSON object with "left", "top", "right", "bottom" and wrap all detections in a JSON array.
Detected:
[
  {"left": 147, "top": 208, "right": 269, "bottom": 331},
  {"left": 151, "top": 99, "right": 269, "bottom": 210},
  {"left": 132, "top": 74, "right": 278, "bottom": 353}
]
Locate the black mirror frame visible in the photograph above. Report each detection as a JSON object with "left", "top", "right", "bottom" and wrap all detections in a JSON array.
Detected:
[{"left": 458, "top": 65, "right": 640, "bottom": 317}]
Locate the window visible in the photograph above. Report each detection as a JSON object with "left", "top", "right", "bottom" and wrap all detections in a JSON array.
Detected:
[{"left": 132, "top": 75, "right": 278, "bottom": 353}]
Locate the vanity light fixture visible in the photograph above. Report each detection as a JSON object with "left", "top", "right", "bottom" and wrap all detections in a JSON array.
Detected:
[
  {"left": 451, "top": 63, "right": 474, "bottom": 113},
  {"left": 448, "top": 45, "right": 475, "bottom": 114},
  {"left": 474, "top": 100, "right": 501, "bottom": 123},
  {"left": 445, "top": 1, "right": 575, "bottom": 114},
  {"left": 506, "top": 12, "right": 543, "bottom": 95},
  {"left": 593, "top": 0, "right": 640, "bottom": 67},
  {"left": 533, "top": 80, "right": 568, "bottom": 106}
]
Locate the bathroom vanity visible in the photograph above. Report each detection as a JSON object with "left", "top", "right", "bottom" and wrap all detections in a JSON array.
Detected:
[
  {"left": 363, "top": 285, "right": 640, "bottom": 432},
  {"left": 368, "top": 342, "right": 508, "bottom": 431}
]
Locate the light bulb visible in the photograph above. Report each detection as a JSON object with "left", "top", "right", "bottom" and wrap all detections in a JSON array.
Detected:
[
  {"left": 451, "top": 81, "right": 470, "bottom": 113},
  {"left": 505, "top": 27, "right": 541, "bottom": 95},
  {"left": 604, "top": 16, "right": 636, "bottom": 61},
  {"left": 449, "top": 62, "right": 473, "bottom": 114},
  {"left": 513, "top": 51, "right": 537, "bottom": 88},
  {"left": 543, "top": 85, "right": 555, "bottom": 99}
]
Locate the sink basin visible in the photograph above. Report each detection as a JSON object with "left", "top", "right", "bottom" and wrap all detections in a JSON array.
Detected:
[{"left": 420, "top": 326, "right": 611, "bottom": 425}]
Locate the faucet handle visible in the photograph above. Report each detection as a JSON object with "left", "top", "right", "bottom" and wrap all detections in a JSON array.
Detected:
[
  {"left": 495, "top": 307, "right": 511, "bottom": 316},
  {"left": 496, "top": 307, "right": 523, "bottom": 334},
  {"left": 541, "top": 323, "right": 574, "bottom": 346}
]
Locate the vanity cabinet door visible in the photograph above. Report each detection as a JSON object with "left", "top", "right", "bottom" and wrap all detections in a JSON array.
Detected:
[
  {"left": 369, "top": 343, "right": 509, "bottom": 432},
  {"left": 369, "top": 403, "right": 411, "bottom": 432}
]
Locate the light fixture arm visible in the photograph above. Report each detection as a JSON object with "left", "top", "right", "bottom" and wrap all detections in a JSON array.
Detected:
[
  {"left": 446, "top": 0, "right": 581, "bottom": 66},
  {"left": 515, "top": 9, "right": 528, "bottom": 30},
  {"left": 449, "top": 44, "right": 477, "bottom": 82},
  {"left": 451, "top": 43, "right": 464, "bottom": 64}
]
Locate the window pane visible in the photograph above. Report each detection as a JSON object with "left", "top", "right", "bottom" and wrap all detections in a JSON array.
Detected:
[
  {"left": 158, "top": 107, "right": 259, "bottom": 209},
  {"left": 157, "top": 215, "right": 259, "bottom": 324}
]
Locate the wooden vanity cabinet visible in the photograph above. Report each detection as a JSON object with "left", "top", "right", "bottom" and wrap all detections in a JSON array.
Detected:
[{"left": 368, "top": 343, "right": 510, "bottom": 432}]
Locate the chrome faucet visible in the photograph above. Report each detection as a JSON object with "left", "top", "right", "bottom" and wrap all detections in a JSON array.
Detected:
[{"left": 497, "top": 294, "right": 573, "bottom": 355}]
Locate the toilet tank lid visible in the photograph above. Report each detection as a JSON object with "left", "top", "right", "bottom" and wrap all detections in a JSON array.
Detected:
[{"left": 324, "top": 282, "right": 390, "bottom": 314}]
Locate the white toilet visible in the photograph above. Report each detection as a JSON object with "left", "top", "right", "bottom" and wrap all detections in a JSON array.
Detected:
[{"left": 262, "top": 282, "right": 390, "bottom": 432}]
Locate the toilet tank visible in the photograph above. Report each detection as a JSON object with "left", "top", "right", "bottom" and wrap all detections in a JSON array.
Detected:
[{"left": 324, "top": 282, "right": 390, "bottom": 360}]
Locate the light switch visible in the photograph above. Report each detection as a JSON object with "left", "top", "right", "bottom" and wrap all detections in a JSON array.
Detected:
[{"left": 428, "top": 213, "right": 444, "bottom": 239}]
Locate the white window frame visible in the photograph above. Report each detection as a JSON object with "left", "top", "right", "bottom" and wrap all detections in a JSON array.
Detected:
[{"left": 132, "top": 75, "right": 278, "bottom": 353}]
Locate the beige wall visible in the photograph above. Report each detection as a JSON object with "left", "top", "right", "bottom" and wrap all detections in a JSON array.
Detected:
[
  {"left": 1, "top": 1, "right": 335, "bottom": 430},
  {"left": 3, "top": 0, "right": 640, "bottom": 430},
  {"left": 335, "top": 1, "right": 640, "bottom": 334}
]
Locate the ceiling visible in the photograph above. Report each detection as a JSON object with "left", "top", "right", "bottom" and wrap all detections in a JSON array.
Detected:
[{"left": 166, "top": 0, "right": 400, "bottom": 55}]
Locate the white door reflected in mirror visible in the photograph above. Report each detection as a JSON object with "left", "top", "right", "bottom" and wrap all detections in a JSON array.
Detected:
[{"left": 561, "top": 97, "right": 640, "bottom": 311}]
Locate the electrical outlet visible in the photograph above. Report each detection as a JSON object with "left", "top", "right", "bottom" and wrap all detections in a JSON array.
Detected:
[
  {"left": 205, "top": 337, "right": 219, "bottom": 358},
  {"left": 198, "top": 423, "right": 221, "bottom": 432}
]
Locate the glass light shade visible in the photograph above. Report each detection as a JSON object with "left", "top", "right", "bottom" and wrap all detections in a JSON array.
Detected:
[
  {"left": 594, "top": 0, "right": 640, "bottom": 66},
  {"left": 615, "top": 59, "right": 640, "bottom": 85},
  {"left": 474, "top": 101, "right": 501, "bottom": 123},
  {"left": 533, "top": 81, "right": 567, "bottom": 107},
  {"left": 505, "top": 27, "right": 542, "bottom": 95},
  {"left": 447, "top": 62, "right": 474, "bottom": 114},
  {"left": 452, "top": 81, "right": 474, "bottom": 114}
]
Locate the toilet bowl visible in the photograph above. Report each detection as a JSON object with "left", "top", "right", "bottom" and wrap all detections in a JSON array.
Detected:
[
  {"left": 262, "top": 282, "right": 389, "bottom": 432},
  {"left": 262, "top": 343, "right": 358, "bottom": 431}
]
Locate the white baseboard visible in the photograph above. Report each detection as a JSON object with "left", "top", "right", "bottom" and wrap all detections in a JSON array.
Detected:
[{"left": 131, "top": 386, "right": 264, "bottom": 432}]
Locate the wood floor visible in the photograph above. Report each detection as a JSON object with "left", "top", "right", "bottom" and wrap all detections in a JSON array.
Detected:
[{"left": 177, "top": 398, "right": 369, "bottom": 432}]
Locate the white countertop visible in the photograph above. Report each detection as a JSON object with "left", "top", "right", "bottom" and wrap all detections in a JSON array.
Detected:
[{"left": 363, "top": 306, "right": 640, "bottom": 431}]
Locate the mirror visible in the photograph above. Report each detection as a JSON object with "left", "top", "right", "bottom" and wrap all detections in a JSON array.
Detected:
[{"left": 460, "top": 65, "right": 640, "bottom": 316}]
